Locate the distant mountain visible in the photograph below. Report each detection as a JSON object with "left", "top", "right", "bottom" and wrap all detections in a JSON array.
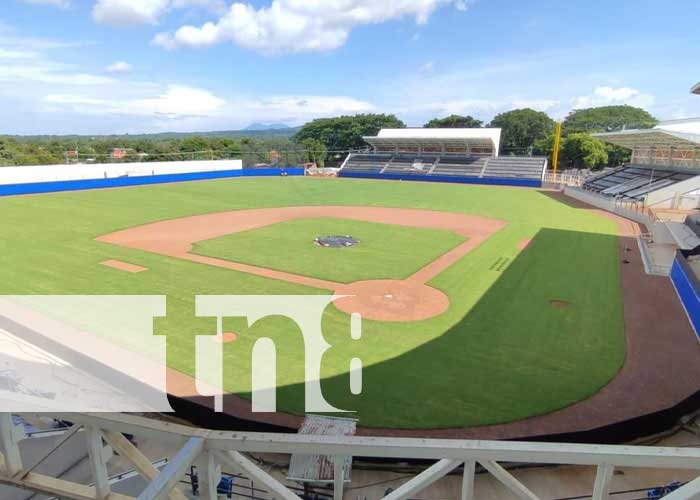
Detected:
[
  {"left": 243, "top": 122, "right": 292, "bottom": 131},
  {"left": 10, "top": 126, "right": 301, "bottom": 141}
]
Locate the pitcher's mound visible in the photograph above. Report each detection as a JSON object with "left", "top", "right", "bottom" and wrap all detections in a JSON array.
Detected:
[{"left": 334, "top": 280, "right": 449, "bottom": 322}]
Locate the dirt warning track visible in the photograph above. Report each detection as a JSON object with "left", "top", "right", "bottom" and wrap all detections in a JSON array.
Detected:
[{"left": 97, "top": 206, "right": 506, "bottom": 321}]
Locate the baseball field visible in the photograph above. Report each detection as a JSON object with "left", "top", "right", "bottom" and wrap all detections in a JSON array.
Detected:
[{"left": 0, "top": 177, "right": 625, "bottom": 429}]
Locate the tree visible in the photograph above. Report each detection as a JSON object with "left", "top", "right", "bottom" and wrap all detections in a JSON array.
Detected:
[
  {"left": 294, "top": 114, "right": 406, "bottom": 153},
  {"left": 560, "top": 133, "right": 608, "bottom": 170},
  {"left": 563, "top": 105, "right": 657, "bottom": 134},
  {"left": 179, "top": 136, "right": 209, "bottom": 154},
  {"left": 605, "top": 143, "right": 630, "bottom": 168},
  {"left": 298, "top": 138, "right": 327, "bottom": 167},
  {"left": 532, "top": 134, "right": 554, "bottom": 157},
  {"left": 423, "top": 115, "right": 482, "bottom": 128},
  {"left": 488, "top": 108, "right": 555, "bottom": 154}
]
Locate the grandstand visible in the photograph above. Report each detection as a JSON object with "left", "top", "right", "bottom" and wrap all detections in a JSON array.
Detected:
[
  {"left": 339, "top": 128, "right": 548, "bottom": 185},
  {"left": 582, "top": 165, "right": 697, "bottom": 201},
  {"left": 588, "top": 118, "right": 700, "bottom": 208}
]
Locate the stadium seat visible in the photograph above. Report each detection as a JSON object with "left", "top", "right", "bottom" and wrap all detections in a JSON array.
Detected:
[{"left": 582, "top": 165, "right": 696, "bottom": 201}]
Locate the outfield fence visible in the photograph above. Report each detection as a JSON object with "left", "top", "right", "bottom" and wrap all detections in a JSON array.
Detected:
[{"left": 0, "top": 165, "right": 303, "bottom": 197}]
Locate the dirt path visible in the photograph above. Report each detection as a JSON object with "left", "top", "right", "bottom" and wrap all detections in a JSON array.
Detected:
[{"left": 97, "top": 206, "right": 506, "bottom": 321}]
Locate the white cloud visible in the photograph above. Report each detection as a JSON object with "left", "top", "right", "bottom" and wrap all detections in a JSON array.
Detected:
[
  {"left": 105, "top": 61, "right": 132, "bottom": 73},
  {"left": 0, "top": 62, "right": 114, "bottom": 86},
  {"left": 19, "top": 0, "right": 70, "bottom": 8},
  {"left": 418, "top": 61, "right": 434, "bottom": 74},
  {"left": 171, "top": 0, "right": 226, "bottom": 13},
  {"left": 45, "top": 94, "right": 107, "bottom": 106},
  {"left": 573, "top": 86, "right": 655, "bottom": 109},
  {"left": 0, "top": 48, "right": 38, "bottom": 59},
  {"left": 0, "top": 21, "right": 377, "bottom": 133},
  {"left": 45, "top": 85, "right": 225, "bottom": 118},
  {"left": 131, "top": 85, "right": 225, "bottom": 117},
  {"left": 511, "top": 99, "right": 560, "bottom": 112},
  {"left": 42, "top": 86, "right": 375, "bottom": 129},
  {"left": 153, "top": 0, "right": 471, "bottom": 54},
  {"left": 91, "top": 0, "right": 233, "bottom": 26},
  {"left": 404, "top": 97, "right": 560, "bottom": 118},
  {"left": 245, "top": 95, "right": 374, "bottom": 118},
  {"left": 92, "top": 0, "right": 170, "bottom": 26}
]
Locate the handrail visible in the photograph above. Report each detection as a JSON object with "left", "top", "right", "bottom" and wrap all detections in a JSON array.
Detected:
[{"left": 3, "top": 412, "right": 700, "bottom": 500}]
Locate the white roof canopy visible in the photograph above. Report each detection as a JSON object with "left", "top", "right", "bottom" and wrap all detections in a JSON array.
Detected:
[
  {"left": 594, "top": 119, "right": 700, "bottom": 150},
  {"left": 364, "top": 128, "right": 501, "bottom": 152}
]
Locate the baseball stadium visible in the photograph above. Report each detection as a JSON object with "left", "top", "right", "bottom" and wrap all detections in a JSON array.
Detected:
[{"left": 3, "top": 112, "right": 700, "bottom": 445}]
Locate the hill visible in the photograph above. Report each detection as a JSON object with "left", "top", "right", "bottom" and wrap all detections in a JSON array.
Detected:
[{"left": 9, "top": 126, "right": 300, "bottom": 142}]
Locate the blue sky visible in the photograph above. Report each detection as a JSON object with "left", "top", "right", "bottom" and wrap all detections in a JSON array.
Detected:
[{"left": 2, "top": 0, "right": 700, "bottom": 135}]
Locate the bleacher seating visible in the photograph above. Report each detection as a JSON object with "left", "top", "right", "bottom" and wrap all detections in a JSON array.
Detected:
[
  {"left": 583, "top": 165, "right": 696, "bottom": 201},
  {"left": 340, "top": 153, "right": 546, "bottom": 181},
  {"left": 432, "top": 156, "right": 486, "bottom": 177},
  {"left": 481, "top": 157, "right": 547, "bottom": 180},
  {"left": 383, "top": 154, "right": 433, "bottom": 175},
  {"left": 341, "top": 154, "right": 391, "bottom": 174}
]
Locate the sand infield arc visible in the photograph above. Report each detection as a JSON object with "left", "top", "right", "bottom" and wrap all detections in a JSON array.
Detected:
[{"left": 97, "top": 206, "right": 506, "bottom": 321}]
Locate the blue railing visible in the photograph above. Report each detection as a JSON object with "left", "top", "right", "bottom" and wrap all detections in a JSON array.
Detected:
[
  {"left": 338, "top": 171, "right": 542, "bottom": 188},
  {"left": 670, "top": 250, "right": 700, "bottom": 339},
  {"left": 0, "top": 167, "right": 304, "bottom": 197}
]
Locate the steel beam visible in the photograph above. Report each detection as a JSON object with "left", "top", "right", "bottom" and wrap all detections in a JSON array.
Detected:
[
  {"left": 0, "top": 471, "right": 134, "bottom": 500},
  {"left": 48, "top": 413, "right": 700, "bottom": 469},
  {"left": 382, "top": 459, "right": 463, "bottom": 500},
  {"left": 136, "top": 437, "right": 204, "bottom": 500},
  {"left": 333, "top": 455, "right": 345, "bottom": 500},
  {"left": 659, "top": 476, "right": 700, "bottom": 499},
  {"left": 214, "top": 450, "right": 302, "bottom": 500},
  {"left": 461, "top": 460, "right": 475, "bottom": 500},
  {"left": 480, "top": 460, "right": 541, "bottom": 500},
  {"left": 195, "top": 452, "right": 220, "bottom": 500},
  {"left": 592, "top": 464, "right": 614, "bottom": 500},
  {"left": 86, "top": 426, "right": 111, "bottom": 500},
  {"left": 0, "top": 413, "right": 23, "bottom": 477},
  {"left": 101, "top": 430, "right": 188, "bottom": 500}
]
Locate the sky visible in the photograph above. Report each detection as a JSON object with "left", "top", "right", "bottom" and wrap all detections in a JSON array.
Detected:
[{"left": 2, "top": 0, "right": 700, "bottom": 135}]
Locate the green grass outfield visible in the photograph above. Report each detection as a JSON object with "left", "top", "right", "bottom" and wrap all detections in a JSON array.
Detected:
[
  {"left": 192, "top": 217, "right": 465, "bottom": 283},
  {"left": 0, "top": 177, "right": 625, "bottom": 428}
]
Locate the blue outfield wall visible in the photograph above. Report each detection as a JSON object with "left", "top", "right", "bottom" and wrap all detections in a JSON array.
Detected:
[
  {"left": 670, "top": 250, "right": 700, "bottom": 340},
  {"left": 339, "top": 171, "right": 542, "bottom": 188},
  {"left": 0, "top": 167, "right": 304, "bottom": 197}
]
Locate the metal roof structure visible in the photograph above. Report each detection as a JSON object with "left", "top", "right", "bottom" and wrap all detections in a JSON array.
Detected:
[
  {"left": 364, "top": 128, "right": 501, "bottom": 152},
  {"left": 596, "top": 83, "right": 700, "bottom": 149},
  {"left": 594, "top": 120, "right": 700, "bottom": 150}
]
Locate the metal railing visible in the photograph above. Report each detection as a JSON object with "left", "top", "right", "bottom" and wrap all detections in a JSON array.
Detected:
[
  {"left": 542, "top": 171, "right": 586, "bottom": 186},
  {"left": 3, "top": 412, "right": 700, "bottom": 500}
]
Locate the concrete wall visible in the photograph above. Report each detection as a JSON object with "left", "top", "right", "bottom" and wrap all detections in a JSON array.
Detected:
[
  {"left": 645, "top": 176, "right": 700, "bottom": 208},
  {"left": 563, "top": 186, "right": 659, "bottom": 228},
  {"left": 0, "top": 159, "right": 243, "bottom": 185}
]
